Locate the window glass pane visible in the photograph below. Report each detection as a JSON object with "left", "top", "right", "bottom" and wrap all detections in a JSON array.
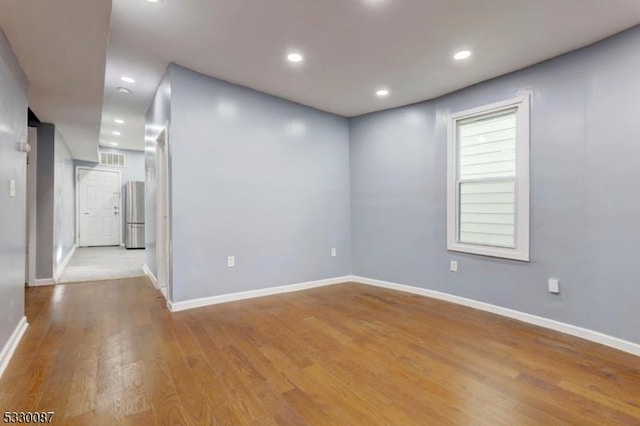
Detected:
[
  {"left": 459, "top": 111, "right": 516, "bottom": 180},
  {"left": 459, "top": 180, "right": 515, "bottom": 248}
]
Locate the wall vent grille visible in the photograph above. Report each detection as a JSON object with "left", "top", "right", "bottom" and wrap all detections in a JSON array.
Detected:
[{"left": 99, "top": 151, "right": 126, "bottom": 168}]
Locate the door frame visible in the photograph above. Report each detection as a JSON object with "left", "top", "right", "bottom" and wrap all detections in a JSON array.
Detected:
[
  {"left": 75, "top": 165, "right": 122, "bottom": 247},
  {"left": 26, "top": 127, "right": 38, "bottom": 286},
  {"left": 155, "top": 126, "right": 171, "bottom": 301}
]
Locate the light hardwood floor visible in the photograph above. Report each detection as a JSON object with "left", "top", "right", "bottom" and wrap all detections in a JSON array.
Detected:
[{"left": 1, "top": 278, "right": 639, "bottom": 425}]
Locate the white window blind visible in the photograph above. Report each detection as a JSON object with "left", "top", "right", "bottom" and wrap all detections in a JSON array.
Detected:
[
  {"left": 447, "top": 96, "right": 530, "bottom": 261},
  {"left": 459, "top": 180, "right": 515, "bottom": 247},
  {"left": 458, "top": 111, "right": 516, "bottom": 248}
]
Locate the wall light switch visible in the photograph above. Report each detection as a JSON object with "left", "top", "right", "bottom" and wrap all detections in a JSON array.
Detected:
[
  {"left": 9, "top": 179, "right": 16, "bottom": 198},
  {"left": 548, "top": 278, "right": 560, "bottom": 294},
  {"left": 331, "top": 248, "right": 337, "bottom": 257},
  {"left": 450, "top": 260, "right": 458, "bottom": 272},
  {"left": 227, "top": 256, "right": 235, "bottom": 268}
]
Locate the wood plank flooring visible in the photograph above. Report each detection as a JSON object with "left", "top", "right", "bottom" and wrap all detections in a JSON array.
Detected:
[{"left": 1, "top": 278, "right": 640, "bottom": 425}]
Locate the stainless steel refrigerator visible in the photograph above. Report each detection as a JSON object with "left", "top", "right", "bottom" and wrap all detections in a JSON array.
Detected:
[{"left": 125, "top": 181, "right": 145, "bottom": 249}]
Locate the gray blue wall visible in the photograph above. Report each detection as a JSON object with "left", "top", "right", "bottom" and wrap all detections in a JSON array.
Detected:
[
  {"left": 350, "top": 26, "right": 640, "bottom": 343},
  {"left": 75, "top": 147, "right": 145, "bottom": 243},
  {"left": 145, "top": 27, "right": 640, "bottom": 344},
  {"left": 144, "top": 69, "right": 172, "bottom": 282},
  {"left": 168, "top": 65, "right": 351, "bottom": 302},
  {"left": 0, "top": 29, "right": 27, "bottom": 355},
  {"left": 53, "top": 131, "right": 75, "bottom": 273},
  {"left": 76, "top": 146, "right": 145, "bottom": 186},
  {"left": 32, "top": 124, "right": 75, "bottom": 279},
  {"left": 34, "top": 122, "right": 54, "bottom": 279}
]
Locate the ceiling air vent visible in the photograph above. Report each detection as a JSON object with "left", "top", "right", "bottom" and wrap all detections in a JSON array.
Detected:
[{"left": 99, "top": 151, "right": 126, "bottom": 168}]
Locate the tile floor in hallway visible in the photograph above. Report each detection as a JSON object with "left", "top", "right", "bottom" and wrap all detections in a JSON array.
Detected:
[{"left": 57, "top": 246, "right": 146, "bottom": 283}]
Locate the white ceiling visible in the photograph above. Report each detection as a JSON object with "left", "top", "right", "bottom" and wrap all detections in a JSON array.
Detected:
[
  {"left": 0, "top": 0, "right": 111, "bottom": 161},
  {"left": 2, "top": 1, "right": 640, "bottom": 157}
]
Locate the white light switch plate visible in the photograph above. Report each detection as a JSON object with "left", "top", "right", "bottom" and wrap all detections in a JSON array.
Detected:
[
  {"left": 450, "top": 261, "right": 458, "bottom": 272},
  {"left": 9, "top": 179, "right": 16, "bottom": 198},
  {"left": 331, "top": 248, "right": 337, "bottom": 257},
  {"left": 548, "top": 278, "right": 560, "bottom": 294},
  {"left": 227, "top": 256, "right": 235, "bottom": 268}
]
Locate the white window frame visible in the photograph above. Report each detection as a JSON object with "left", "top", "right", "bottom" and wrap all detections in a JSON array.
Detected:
[{"left": 447, "top": 95, "right": 530, "bottom": 261}]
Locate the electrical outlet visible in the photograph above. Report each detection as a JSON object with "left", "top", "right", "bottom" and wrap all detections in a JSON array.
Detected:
[
  {"left": 331, "top": 248, "right": 337, "bottom": 257},
  {"left": 227, "top": 256, "right": 235, "bottom": 268},
  {"left": 548, "top": 278, "right": 560, "bottom": 294},
  {"left": 450, "top": 260, "right": 458, "bottom": 272}
]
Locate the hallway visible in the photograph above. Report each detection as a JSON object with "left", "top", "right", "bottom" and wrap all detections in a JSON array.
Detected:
[{"left": 57, "top": 247, "right": 145, "bottom": 284}]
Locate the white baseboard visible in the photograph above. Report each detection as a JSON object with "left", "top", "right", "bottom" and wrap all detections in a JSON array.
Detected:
[
  {"left": 348, "top": 275, "right": 640, "bottom": 357},
  {"left": 32, "top": 278, "right": 55, "bottom": 287},
  {"left": 54, "top": 244, "right": 77, "bottom": 282},
  {"left": 143, "top": 264, "right": 158, "bottom": 289},
  {"left": 160, "top": 272, "right": 640, "bottom": 357},
  {"left": 0, "top": 316, "right": 28, "bottom": 379},
  {"left": 168, "top": 276, "right": 351, "bottom": 313}
]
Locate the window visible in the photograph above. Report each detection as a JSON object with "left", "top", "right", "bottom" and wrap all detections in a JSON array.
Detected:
[{"left": 447, "top": 95, "right": 530, "bottom": 261}]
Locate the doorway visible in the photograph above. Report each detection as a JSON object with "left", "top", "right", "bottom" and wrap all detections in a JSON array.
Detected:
[
  {"left": 58, "top": 162, "right": 146, "bottom": 284},
  {"left": 156, "top": 129, "right": 170, "bottom": 298},
  {"left": 76, "top": 167, "right": 121, "bottom": 247}
]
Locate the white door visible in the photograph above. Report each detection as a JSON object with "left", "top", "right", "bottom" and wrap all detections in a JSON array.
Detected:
[{"left": 78, "top": 169, "right": 120, "bottom": 247}]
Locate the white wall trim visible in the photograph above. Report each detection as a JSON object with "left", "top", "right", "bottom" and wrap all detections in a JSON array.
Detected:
[
  {"left": 349, "top": 275, "right": 640, "bottom": 357},
  {"left": 0, "top": 316, "right": 28, "bottom": 379},
  {"left": 53, "top": 244, "right": 76, "bottom": 282},
  {"left": 143, "top": 263, "right": 158, "bottom": 289},
  {"left": 168, "top": 276, "right": 351, "bottom": 313},
  {"left": 32, "top": 278, "right": 55, "bottom": 287},
  {"left": 155, "top": 126, "right": 172, "bottom": 304},
  {"left": 161, "top": 273, "right": 640, "bottom": 356}
]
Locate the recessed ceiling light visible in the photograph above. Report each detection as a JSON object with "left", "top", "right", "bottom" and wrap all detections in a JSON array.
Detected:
[
  {"left": 114, "top": 119, "right": 125, "bottom": 124},
  {"left": 362, "top": 0, "right": 389, "bottom": 7},
  {"left": 110, "top": 142, "right": 119, "bottom": 146},
  {"left": 117, "top": 87, "right": 131, "bottom": 94},
  {"left": 376, "top": 89, "right": 390, "bottom": 97},
  {"left": 454, "top": 50, "right": 472, "bottom": 60},
  {"left": 146, "top": 0, "right": 161, "bottom": 2},
  {"left": 287, "top": 53, "right": 303, "bottom": 63},
  {"left": 112, "top": 131, "right": 121, "bottom": 136},
  {"left": 121, "top": 76, "right": 135, "bottom": 84}
]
